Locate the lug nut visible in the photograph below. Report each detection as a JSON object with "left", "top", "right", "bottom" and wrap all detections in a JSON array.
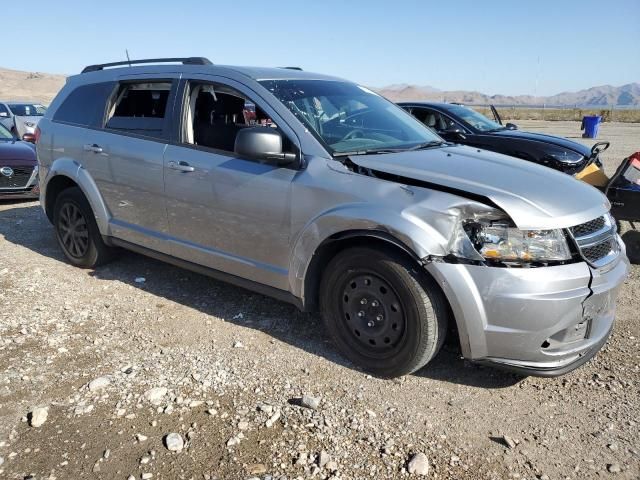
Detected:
[
  {"left": 357, "top": 311, "right": 365, "bottom": 318},
  {"left": 367, "top": 321, "right": 374, "bottom": 327},
  {"left": 360, "top": 298, "right": 368, "bottom": 305},
  {"left": 376, "top": 314, "right": 383, "bottom": 321},
  {"left": 371, "top": 300, "right": 379, "bottom": 307}
]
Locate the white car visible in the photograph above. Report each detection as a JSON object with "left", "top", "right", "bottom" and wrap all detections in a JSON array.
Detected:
[{"left": 0, "top": 102, "right": 47, "bottom": 139}]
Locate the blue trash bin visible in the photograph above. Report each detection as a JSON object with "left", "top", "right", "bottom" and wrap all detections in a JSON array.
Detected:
[{"left": 582, "top": 115, "right": 602, "bottom": 139}]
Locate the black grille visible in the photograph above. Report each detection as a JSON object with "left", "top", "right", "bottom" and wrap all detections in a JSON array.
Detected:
[
  {"left": 582, "top": 240, "right": 614, "bottom": 263},
  {"left": 571, "top": 216, "right": 606, "bottom": 237},
  {"left": 0, "top": 167, "right": 34, "bottom": 189}
]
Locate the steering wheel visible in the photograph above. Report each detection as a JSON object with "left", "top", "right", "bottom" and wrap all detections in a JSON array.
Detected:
[{"left": 340, "top": 129, "right": 365, "bottom": 142}]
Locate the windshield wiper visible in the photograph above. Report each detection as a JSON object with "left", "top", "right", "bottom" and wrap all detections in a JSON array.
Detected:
[
  {"left": 407, "top": 140, "right": 446, "bottom": 151},
  {"left": 333, "top": 141, "right": 446, "bottom": 157}
]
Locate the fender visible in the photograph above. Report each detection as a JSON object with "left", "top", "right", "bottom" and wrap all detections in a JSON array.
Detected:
[
  {"left": 44, "top": 157, "right": 112, "bottom": 235},
  {"left": 288, "top": 203, "right": 453, "bottom": 301}
]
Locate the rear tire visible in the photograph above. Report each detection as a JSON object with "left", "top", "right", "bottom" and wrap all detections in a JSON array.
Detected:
[
  {"left": 53, "top": 187, "right": 115, "bottom": 268},
  {"left": 320, "top": 246, "right": 448, "bottom": 377}
]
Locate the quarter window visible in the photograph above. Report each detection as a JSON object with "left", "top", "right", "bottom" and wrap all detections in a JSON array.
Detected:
[
  {"left": 105, "top": 82, "right": 173, "bottom": 139},
  {"left": 53, "top": 82, "right": 115, "bottom": 127}
]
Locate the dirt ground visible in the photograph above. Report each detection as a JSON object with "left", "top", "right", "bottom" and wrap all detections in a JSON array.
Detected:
[{"left": 0, "top": 121, "right": 638, "bottom": 480}]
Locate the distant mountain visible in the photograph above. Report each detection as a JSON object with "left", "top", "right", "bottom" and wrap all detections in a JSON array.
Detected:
[
  {"left": 376, "top": 82, "right": 640, "bottom": 107},
  {"left": 0, "top": 67, "right": 66, "bottom": 103},
  {"left": 0, "top": 65, "right": 638, "bottom": 108}
]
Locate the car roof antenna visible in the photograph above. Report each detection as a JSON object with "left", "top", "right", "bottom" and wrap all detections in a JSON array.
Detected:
[{"left": 125, "top": 49, "right": 132, "bottom": 67}]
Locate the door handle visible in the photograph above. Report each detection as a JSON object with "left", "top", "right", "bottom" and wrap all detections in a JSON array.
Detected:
[
  {"left": 83, "top": 144, "right": 103, "bottom": 154},
  {"left": 168, "top": 161, "right": 195, "bottom": 172}
]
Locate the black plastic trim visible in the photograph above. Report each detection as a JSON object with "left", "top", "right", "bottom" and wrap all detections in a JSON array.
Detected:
[
  {"left": 109, "top": 238, "right": 303, "bottom": 310},
  {"left": 82, "top": 57, "right": 212, "bottom": 73}
]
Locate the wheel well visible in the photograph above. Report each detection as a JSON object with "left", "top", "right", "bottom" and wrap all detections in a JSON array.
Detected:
[
  {"left": 45, "top": 176, "right": 79, "bottom": 222},
  {"left": 302, "top": 232, "right": 423, "bottom": 312}
]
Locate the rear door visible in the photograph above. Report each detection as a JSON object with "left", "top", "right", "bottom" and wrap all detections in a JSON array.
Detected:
[
  {"left": 162, "top": 76, "right": 301, "bottom": 289},
  {"left": 82, "top": 76, "right": 179, "bottom": 253}
]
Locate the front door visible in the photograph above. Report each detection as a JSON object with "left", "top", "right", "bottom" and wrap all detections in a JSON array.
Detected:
[{"left": 163, "top": 77, "right": 300, "bottom": 290}]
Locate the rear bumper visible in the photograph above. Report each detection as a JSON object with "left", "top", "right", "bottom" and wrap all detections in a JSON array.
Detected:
[{"left": 427, "top": 240, "right": 630, "bottom": 377}]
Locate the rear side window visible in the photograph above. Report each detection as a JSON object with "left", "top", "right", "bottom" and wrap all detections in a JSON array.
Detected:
[
  {"left": 105, "top": 82, "right": 173, "bottom": 139},
  {"left": 53, "top": 82, "right": 115, "bottom": 127}
]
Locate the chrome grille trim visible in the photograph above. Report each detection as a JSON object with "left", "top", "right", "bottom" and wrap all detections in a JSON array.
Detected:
[{"left": 568, "top": 214, "right": 619, "bottom": 268}]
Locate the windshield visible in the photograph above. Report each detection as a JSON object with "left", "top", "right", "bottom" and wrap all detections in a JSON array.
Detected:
[
  {"left": 0, "top": 123, "right": 13, "bottom": 140},
  {"left": 8, "top": 104, "right": 47, "bottom": 117},
  {"left": 446, "top": 104, "right": 503, "bottom": 132},
  {"left": 260, "top": 80, "right": 442, "bottom": 154}
]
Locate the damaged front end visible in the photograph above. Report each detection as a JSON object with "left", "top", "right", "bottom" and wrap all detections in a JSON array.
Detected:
[{"left": 343, "top": 151, "right": 630, "bottom": 376}]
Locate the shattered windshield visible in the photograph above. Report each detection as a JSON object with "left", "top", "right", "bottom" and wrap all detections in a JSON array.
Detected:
[{"left": 260, "top": 79, "right": 443, "bottom": 155}]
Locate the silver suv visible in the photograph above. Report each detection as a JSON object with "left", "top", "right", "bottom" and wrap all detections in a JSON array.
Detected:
[{"left": 37, "top": 57, "right": 629, "bottom": 377}]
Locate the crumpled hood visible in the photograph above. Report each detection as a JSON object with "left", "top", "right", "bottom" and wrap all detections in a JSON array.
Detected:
[
  {"left": 492, "top": 129, "right": 593, "bottom": 157},
  {"left": 351, "top": 145, "right": 609, "bottom": 230}
]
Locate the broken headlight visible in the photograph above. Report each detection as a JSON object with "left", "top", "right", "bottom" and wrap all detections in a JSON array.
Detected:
[{"left": 462, "top": 218, "right": 572, "bottom": 264}]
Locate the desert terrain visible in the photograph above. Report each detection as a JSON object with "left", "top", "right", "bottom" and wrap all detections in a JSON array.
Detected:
[{"left": 0, "top": 120, "right": 638, "bottom": 480}]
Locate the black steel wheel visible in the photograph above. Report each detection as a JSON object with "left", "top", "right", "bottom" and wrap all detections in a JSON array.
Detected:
[
  {"left": 53, "top": 187, "right": 115, "bottom": 268},
  {"left": 320, "top": 246, "right": 448, "bottom": 377}
]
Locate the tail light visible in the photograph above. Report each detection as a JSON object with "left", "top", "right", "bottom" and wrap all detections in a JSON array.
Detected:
[{"left": 34, "top": 125, "right": 41, "bottom": 144}]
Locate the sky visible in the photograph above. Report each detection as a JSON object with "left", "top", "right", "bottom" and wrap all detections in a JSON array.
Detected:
[{"left": 2, "top": 0, "right": 639, "bottom": 96}]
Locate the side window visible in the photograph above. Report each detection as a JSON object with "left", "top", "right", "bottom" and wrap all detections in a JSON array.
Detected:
[
  {"left": 53, "top": 82, "right": 115, "bottom": 127},
  {"left": 415, "top": 109, "right": 458, "bottom": 132},
  {"left": 105, "top": 81, "right": 173, "bottom": 139},
  {"left": 183, "top": 82, "right": 296, "bottom": 157},
  {"left": 0, "top": 104, "right": 8, "bottom": 117}
]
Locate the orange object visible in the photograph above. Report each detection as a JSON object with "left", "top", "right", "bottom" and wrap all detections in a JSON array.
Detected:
[{"left": 575, "top": 163, "right": 610, "bottom": 187}]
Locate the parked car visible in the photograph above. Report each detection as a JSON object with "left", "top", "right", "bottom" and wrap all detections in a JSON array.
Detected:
[
  {"left": 36, "top": 57, "right": 629, "bottom": 377},
  {"left": 400, "top": 102, "right": 640, "bottom": 222},
  {"left": 0, "top": 122, "right": 39, "bottom": 199},
  {"left": 0, "top": 101, "right": 47, "bottom": 139}
]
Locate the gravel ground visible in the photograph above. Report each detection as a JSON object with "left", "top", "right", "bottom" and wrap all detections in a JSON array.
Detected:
[{"left": 0, "top": 122, "right": 638, "bottom": 480}]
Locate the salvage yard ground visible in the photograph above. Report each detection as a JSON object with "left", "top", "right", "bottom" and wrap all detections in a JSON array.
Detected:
[{"left": 0, "top": 121, "right": 638, "bottom": 480}]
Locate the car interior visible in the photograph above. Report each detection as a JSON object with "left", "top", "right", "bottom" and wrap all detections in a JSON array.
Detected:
[
  {"left": 411, "top": 108, "right": 452, "bottom": 132},
  {"left": 184, "top": 83, "right": 291, "bottom": 155}
]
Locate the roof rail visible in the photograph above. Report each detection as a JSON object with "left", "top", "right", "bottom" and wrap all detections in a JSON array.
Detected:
[
  {"left": 81, "top": 57, "right": 213, "bottom": 74},
  {"left": 280, "top": 66, "right": 303, "bottom": 71}
]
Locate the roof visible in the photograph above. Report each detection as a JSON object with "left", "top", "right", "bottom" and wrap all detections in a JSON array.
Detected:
[{"left": 73, "top": 59, "right": 346, "bottom": 84}]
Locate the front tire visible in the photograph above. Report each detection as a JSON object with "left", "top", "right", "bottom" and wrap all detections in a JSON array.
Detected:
[
  {"left": 53, "top": 187, "right": 114, "bottom": 268},
  {"left": 320, "top": 246, "right": 448, "bottom": 377}
]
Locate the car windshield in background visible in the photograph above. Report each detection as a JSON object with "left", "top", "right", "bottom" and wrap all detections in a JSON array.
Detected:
[
  {"left": 0, "top": 123, "right": 13, "bottom": 140},
  {"left": 8, "top": 104, "right": 47, "bottom": 116},
  {"left": 260, "top": 80, "right": 442, "bottom": 155},
  {"left": 446, "top": 104, "right": 504, "bottom": 132}
]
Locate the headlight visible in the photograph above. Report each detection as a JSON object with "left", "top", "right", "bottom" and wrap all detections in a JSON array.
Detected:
[
  {"left": 24, "top": 122, "right": 36, "bottom": 128},
  {"left": 457, "top": 216, "right": 572, "bottom": 264},
  {"left": 547, "top": 150, "right": 584, "bottom": 164}
]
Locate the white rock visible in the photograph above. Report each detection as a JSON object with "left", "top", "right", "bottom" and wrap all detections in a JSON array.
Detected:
[
  {"left": 318, "top": 450, "right": 331, "bottom": 468},
  {"left": 300, "top": 394, "right": 321, "bottom": 410},
  {"left": 265, "top": 410, "right": 281, "bottom": 428},
  {"left": 88, "top": 376, "right": 110, "bottom": 391},
  {"left": 0, "top": 456, "right": 4, "bottom": 466},
  {"left": 164, "top": 432, "right": 184, "bottom": 452},
  {"left": 206, "top": 408, "right": 218, "bottom": 416},
  {"left": 238, "top": 421, "right": 249, "bottom": 431},
  {"left": 29, "top": 407, "right": 48, "bottom": 427},
  {"left": 189, "top": 400, "right": 204, "bottom": 408},
  {"left": 144, "top": 387, "right": 168, "bottom": 404},
  {"left": 136, "top": 433, "right": 148, "bottom": 442},
  {"left": 407, "top": 452, "right": 430, "bottom": 476},
  {"left": 142, "top": 474, "right": 153, "bottom": 479},
  {"left": 233, "top": 341, "right": 244, "bottom": 348}
]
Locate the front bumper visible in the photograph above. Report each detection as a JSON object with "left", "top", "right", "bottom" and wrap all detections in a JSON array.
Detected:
[
  {"left": 427, "top": 239, "right": 630, "bottom": 376},
  {"left": 0, "top": 167, "right": 39, "bottom": 200}
]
